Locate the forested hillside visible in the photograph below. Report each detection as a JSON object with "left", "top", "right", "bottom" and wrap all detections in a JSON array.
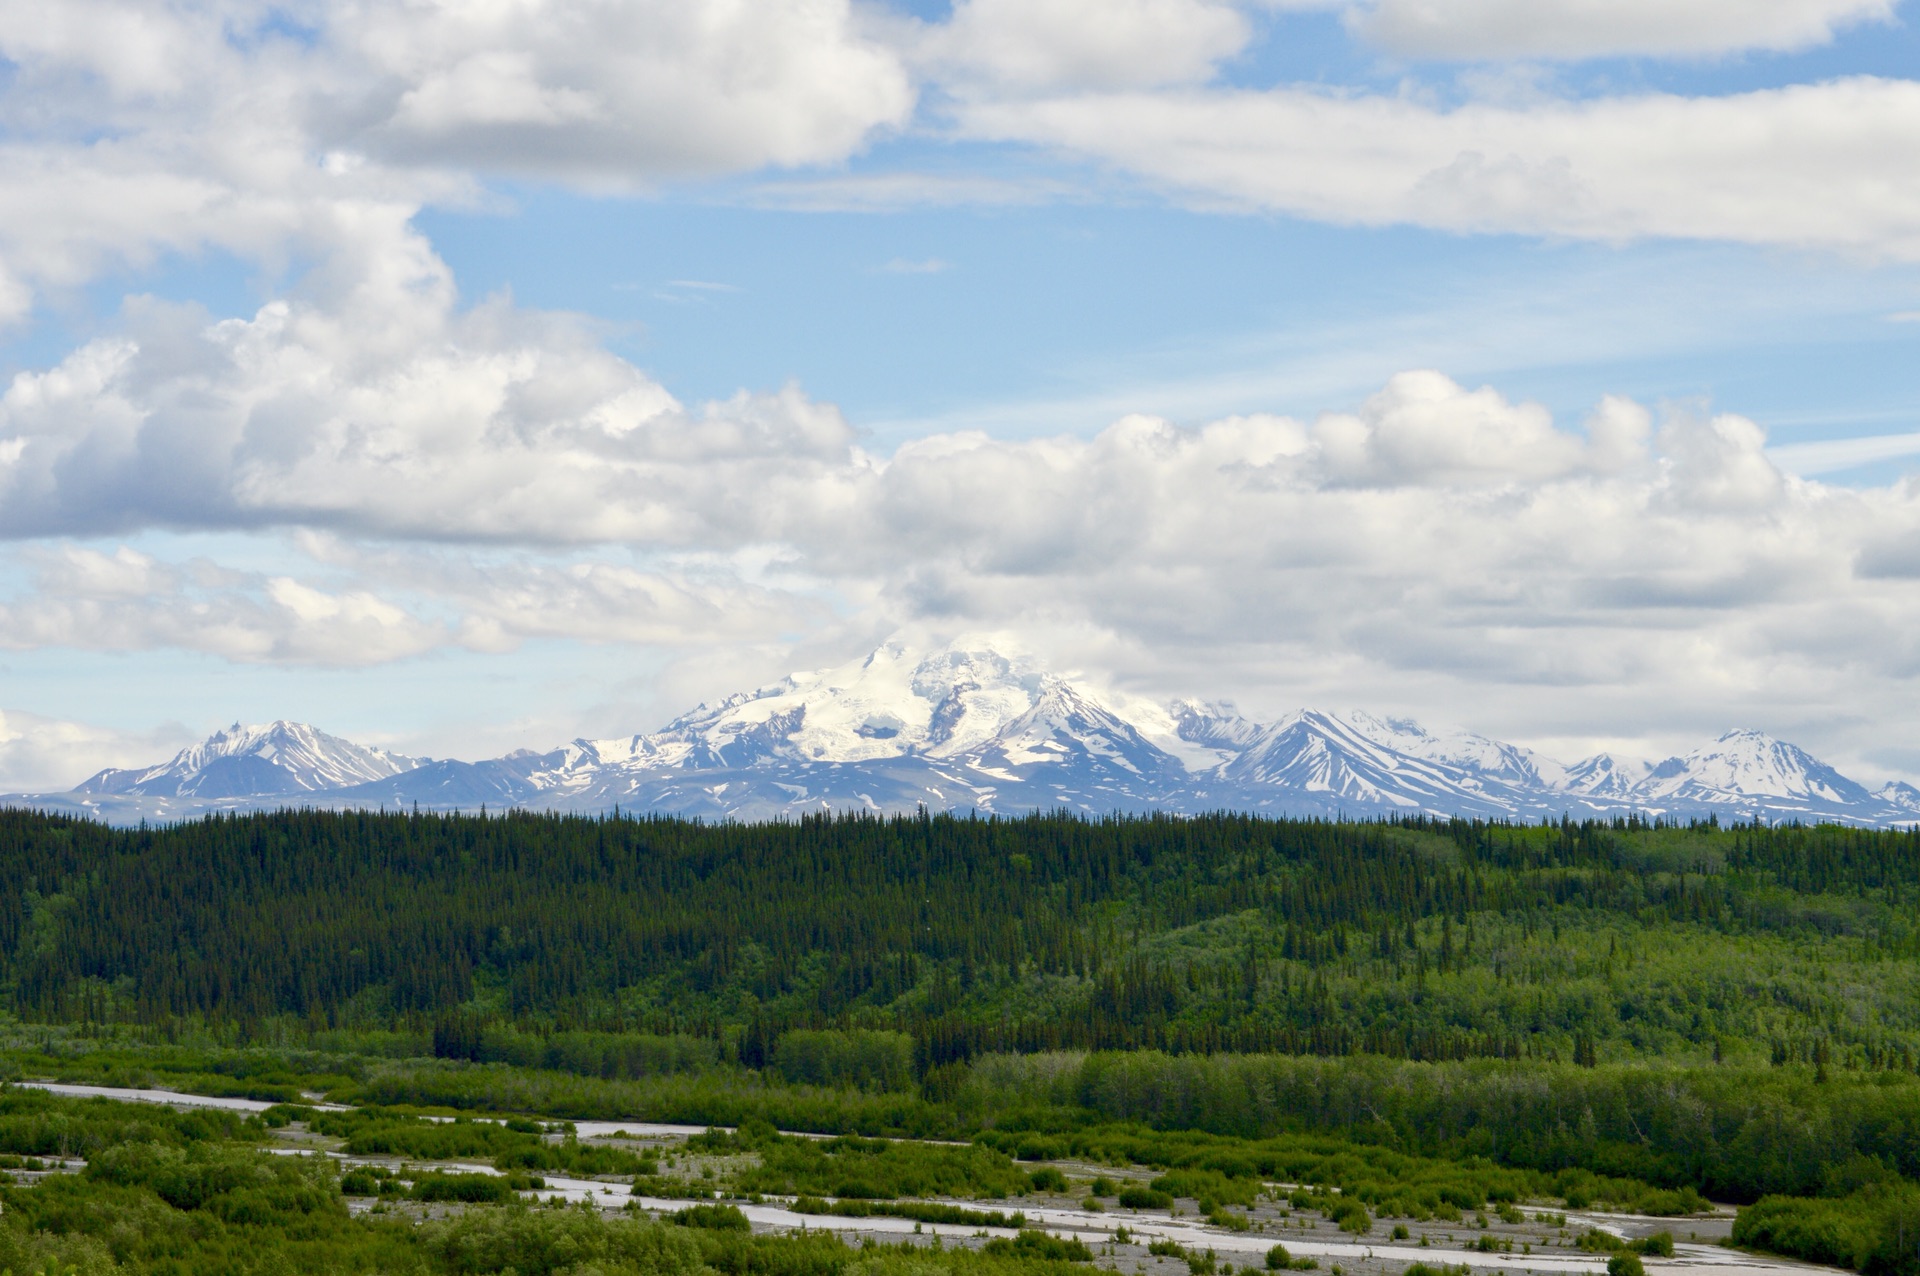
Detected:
[
  {"left": 1, "top": 807, "right": 1916, "bottom": 1071},
  {"left": 3, "top": 807, "right": 1920, "bottom": 1276}
]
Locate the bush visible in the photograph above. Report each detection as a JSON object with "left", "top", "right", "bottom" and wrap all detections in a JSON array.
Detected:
[
  {"left": 1267, "top": 1244, "right": 1292, "bottom": 1270},
  {"left": 1029, "top": 1167, "right": 1069, "bottom": 1193},
  {"left": 1121, "top": 1187, "right": 1175, "bottom": 1210},
  {"left": 1332, "top": 1200, "right": 1372, "bottom": 1234},
  {"left": 1637, "top": 1233, "right": 1674, "bottom": 1257},
  {"left": 674, "top": 1204, "right": 751, "bottom": 1231},
  {"left": 423, "top": 1207, "right": 708, "bottom": 1276},
  {"left": 413, "top": 1172, "right": 514, "bottom": 1203},
  {"left": 1608, "top": 1255, "right": 1646, "bottom": 1276},
  {"left": 982, "top": 1231, "right": 1093, "bottom": 1263}
]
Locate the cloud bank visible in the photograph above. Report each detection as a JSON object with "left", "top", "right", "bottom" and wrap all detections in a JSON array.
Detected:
[
  {"left": 7, "top": 223, "right": 1920, "bottom": 760},
  {"left": 4, "top": 0, "right": 1920, "bottom": 775}
]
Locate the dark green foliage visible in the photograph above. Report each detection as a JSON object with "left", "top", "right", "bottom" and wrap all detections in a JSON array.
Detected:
[
  {"left": 9, "top": 808, "right": 1920, "bottom": 1079},
  {"left": 0, "top": 1085, "right": 254, "bottom": 1159},
  {"left": 980, "top": 1230, "right": 1093, "bottom": 1263},
  {"left": 777, "top": 1031, "right": 916, "bottom": 1093},
  {"left": 313, "top": 1106, "right": 651, "bottom": 1176},
  {"left": 1266, "top": 1244, "right": 1290, "bottom": 1269},
  {"left": 1735, "top": 1185, "right": 1920, "bottom": 1276},
  {"left": 84, "top": 1140, "right": 339, "bottom": 1220},
  {"left": 1607, "top": 1254, "right": 1645, "bottom": 1276},
  {"left": 790, "top": 1196, "right": 1026, "bottom": 1227},
  {"left": 411, "top": 1171, "right": 517, "bottom": 1203},
  {"left": 735, "top": 1131, "right": 1030, "bottom": 1200},
  {"left": 672, "top": 1203, "right": 751, "bottom": 1230},
  {"left": 1118, "top": 1187, "right": 1173, "bottom": 1210},
  {"left": 423, "top": 1206, "right": 709, "bottom": 1275},
  {"left": 1028, "top": 1167, "right": 1067, "bottom": 1193}
]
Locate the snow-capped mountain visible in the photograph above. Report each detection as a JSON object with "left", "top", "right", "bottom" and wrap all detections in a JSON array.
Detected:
[
  {"left": 1563, "top": 752, "right": 1651, "bottom": 799},
  {"left": 74, "top": 721, "right": 422, "bottom": 801},
  {"left": 9, "top": 640, "right": 1919, "bottom": 827}
]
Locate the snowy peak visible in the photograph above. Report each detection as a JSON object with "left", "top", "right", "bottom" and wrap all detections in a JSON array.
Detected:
[
  {"left": 1564, "top": 752, "right": 1651, "bottom": 798},
  {"left": 76, "top": 720, "right": 422, "bottom": 799},
  {"left": 971, "top": 679, "right": 1184, "bottom": 782},
  {"left": 1635, "top": 729, "right": 1874, "bottom": 807},
  {"left": 1338, "top": 710, "right": 1567, "bottom": 789},
  {"left": 609, "top": 638, "right": 1067, "bottom": 768},
  {"left": 1217, "top": 709, "right": 1525, "bottom": 813},
  {"left": 1876, "top": 781, "right": 1920, "bottom": 814}
]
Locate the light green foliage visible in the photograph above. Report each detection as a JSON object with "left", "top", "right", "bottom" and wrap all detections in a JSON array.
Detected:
[
  {"left": 736, "top": 1130, "right": 1030, "bottom": 1200},
  {"left": 776, "top": 1031, "right": 916, "bottom": 1093}
]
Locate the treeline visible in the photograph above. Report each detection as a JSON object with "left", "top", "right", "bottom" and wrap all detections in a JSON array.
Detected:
[{"left": 3, "top": 807, "right": 1919, "bottom": 1068}]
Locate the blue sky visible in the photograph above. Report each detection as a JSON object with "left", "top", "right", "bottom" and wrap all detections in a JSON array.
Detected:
[{"left": 3, "top": 0, "right": 1920, "bottom": 788}]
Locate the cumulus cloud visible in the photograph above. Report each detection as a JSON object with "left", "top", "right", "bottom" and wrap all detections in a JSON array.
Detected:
[
  {"left": 1347, "top": 0, "right": 1896, "bottom": 61},
  {"left": 0, "top": 0, "right": 912, "bottom": 321},
  {"left": 958, "top": 76, "right": 1920, "bottom": 257},
  {"left": 0, "top": 216, "right": 868, "bottom": 543},
  {"left": 340, "top": 0, "right": 914, "bottom": 179},
  {"left": 11, "top": 271, "right": 1920, "bottom": 764}
]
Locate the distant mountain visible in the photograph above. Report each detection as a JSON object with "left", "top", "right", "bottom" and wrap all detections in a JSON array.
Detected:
[
  {"left": 9, "top": 640, "right": 1918, "bottom": 827},
  {"left": 73, "top": 721, "right": 421, "bottom": 801}
]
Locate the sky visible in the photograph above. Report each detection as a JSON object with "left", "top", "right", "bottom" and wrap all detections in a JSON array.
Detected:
[{"left": 4, "top": 0, "right": 1920, "bottom": 790}]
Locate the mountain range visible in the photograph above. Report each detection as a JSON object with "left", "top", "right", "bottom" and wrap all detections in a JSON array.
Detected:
[{"left": 9, "top": 639, "right": 1920, "bottom": 826}]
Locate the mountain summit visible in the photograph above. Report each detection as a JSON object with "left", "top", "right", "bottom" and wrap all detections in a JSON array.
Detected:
[
  {"left": 12, "top": 640, "right": 1916, "bottom": 827},
  {"left": 75, "top": 721, "right": 421, "bottom": 802}
]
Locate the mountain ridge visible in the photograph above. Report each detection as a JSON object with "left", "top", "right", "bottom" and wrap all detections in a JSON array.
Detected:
[{"left": 9, "top": 640, "right": 1916, "bottom": 827}]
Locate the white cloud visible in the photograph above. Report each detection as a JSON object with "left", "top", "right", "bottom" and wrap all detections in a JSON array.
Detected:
[
  {"left": 0, "top": 545, "right": 449, "bottom": 665},
  {"left": 343, "top": 0, "right": 915, "bottom": 180},
  {"left": 0, "top": 216, "right": 868, "bottom": 543},
  {"left": 1771, "top": 431, "right": 1920, "bottom": 475},
  {"left": 0, "top": 708, "right": 195, "bottom": 794},
  {"left": 1348, "top": 0, "right": 1896, "bottom": 61},
  {"left": 0, "top": 0, "right": 913, "bottom": 323},
  {"left": 0, "top": 537, "right": 828, "bottom": 667},
  {"left": 959, "top": 76, "right": 1920, "bottom": 257},
  {"left": 921, "top": 0, "right": 1251, "bottom": 91},
  {"left": 11, "top": 269, "right": 1920, "bottom": 765}
]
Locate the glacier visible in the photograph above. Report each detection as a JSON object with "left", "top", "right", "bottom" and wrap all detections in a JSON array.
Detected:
[{"left": 6, "top": 638, "right": 1917, "bottom": 827}]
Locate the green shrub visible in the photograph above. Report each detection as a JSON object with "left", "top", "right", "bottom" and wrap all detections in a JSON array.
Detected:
[
  {"left": 982, "top": 1230, "right": 1094, "bottom": 1263},
  {"left": 674, "top": 1203, "right": 751, "bottom": 1231},
  {"left": 1267, "top": 1244, "right": 1292, "bottom": 1269},
  {"left": 1121, "top": 1187, "right": 1175, "bottom": 1210},
  {"left": 1608, "top": 1254, "right": 1646, "bottom": 1276}
]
